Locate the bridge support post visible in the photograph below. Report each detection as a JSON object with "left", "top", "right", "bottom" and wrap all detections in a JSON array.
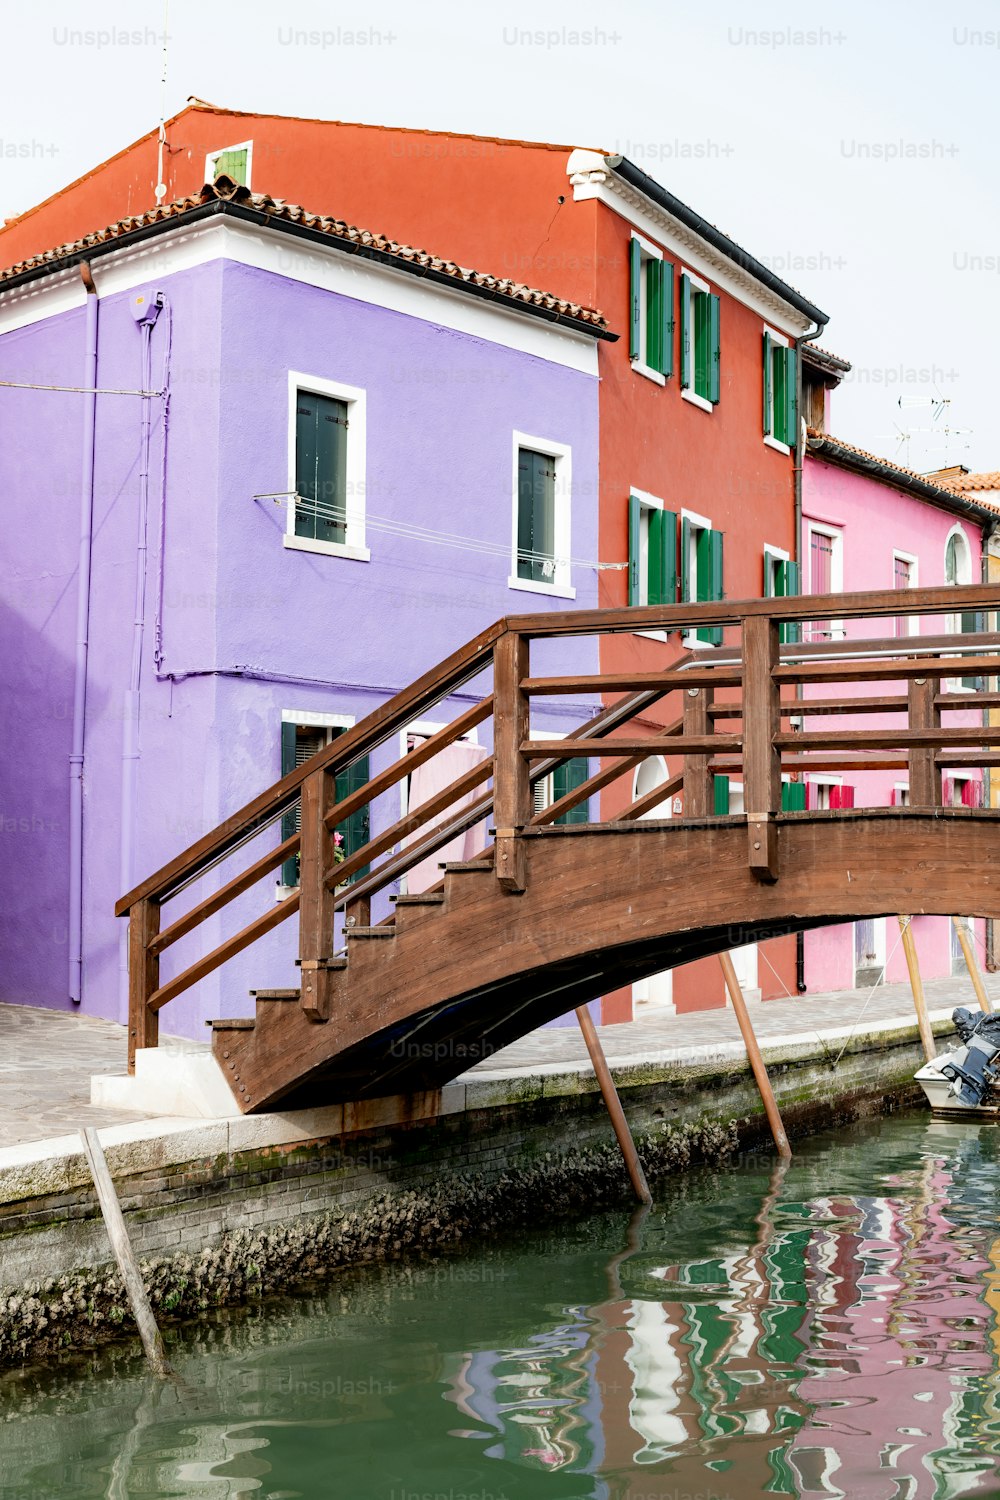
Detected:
[
  {"left": 575, "top": 1004, "right": 652, "bottom": 1205},
  {"left": 683, "top": 687, "right": 713, "bottom": 816},
  {"left": 742, "top": 615, "right": 781, "bottom": 882},
  {"left": 907, "top": 677, "right": 941, "bottom": 806},
  {"left": 898, "top": 916, "right": 936, "bottom": 1061},
  {"left": 298, "top": 767, "right": 337, "bottom": 1023},
  {"left": 952, "top": 916, "right": 991, "bottom": 1014},
  {"left": 718, "top": 951, "right": 791, "bottom": 1159},
  {"left": 127, "top": 898, "right": 160, "bottom": 1075},
  {"left": 494, "top": 631, "right": 530, "bottom": 894}
]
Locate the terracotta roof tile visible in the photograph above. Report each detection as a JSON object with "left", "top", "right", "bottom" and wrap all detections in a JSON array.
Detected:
[
  {"left": 0, "top": 177, "right": 610, "bottom": 332},
  {"left": 806, "top": 428, "right": 1000, "bottom": 513},
  {"left": 936, "top": 470, "right": 1000, "bottom": 494}
]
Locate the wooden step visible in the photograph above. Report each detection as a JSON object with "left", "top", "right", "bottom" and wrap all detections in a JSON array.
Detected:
[
  {"left": 209, "top": 1017, "right": 255, "bottom": 1031},
  {"left": 438, "top": 859, "right": 494, "bottom": 873},
  {"left": 249, "top": 988, "right": 300, "bottom": 1000},
  {"left": 346, "top": 925, "right": 395, "bottom": 939},
  {"left": 391, "top": 893, "right": 445, "bottom": 907}
]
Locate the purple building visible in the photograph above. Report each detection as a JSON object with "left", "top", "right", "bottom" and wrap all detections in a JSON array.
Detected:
[{"left": 0, "top": 180, "right": 607, "bottom": 1040}]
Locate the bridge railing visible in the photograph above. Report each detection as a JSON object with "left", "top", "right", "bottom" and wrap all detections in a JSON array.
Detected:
[{"left": 118, "top": 583, "right": 1000, "bottom": 1066}]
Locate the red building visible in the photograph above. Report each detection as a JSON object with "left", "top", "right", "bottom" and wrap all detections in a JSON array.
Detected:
[{"left": 2, "top": 102, "right": 829, "bottom": 1018}]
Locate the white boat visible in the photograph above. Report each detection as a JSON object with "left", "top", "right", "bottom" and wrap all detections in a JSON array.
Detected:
[{"left": 915, "top": 1007, "right": 1000, "bottom": 1116}]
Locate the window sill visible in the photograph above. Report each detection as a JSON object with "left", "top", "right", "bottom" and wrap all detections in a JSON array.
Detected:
[
  {"left": 681, "top": 387, "right": 713, "bottom": 414},
  {"left": 284, "top": 534, "right": 371, "bottom": 562},
  {"left": 631, "top": 359, "right": 666, "bottom": 387},
  {"left": 507, "top": 574, "right": 576, "bottom": 600},
  {"left": 681, "top": 631, "right": 721, "bottom": 650},
  {"left": 632, "top": 629, "right": 668, "bottom": 643},
  {"left": 764, "top": 434, "right": 792, "bottom": 456}
]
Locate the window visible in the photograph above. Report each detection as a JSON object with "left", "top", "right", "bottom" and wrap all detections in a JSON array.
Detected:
[
  {"left": 680, "top": 510, "right": 724, "bottom": 645},
  {"left": 205, "top": 141, "right": 252, "bottom": 187},
  {"left": 804, "top": 521, "right": 843, "bottom": 642},
  {"left": 510, "top": 433, "right": 573, "bottom": 597},
  {"left": 629, "top": 236, "right": 673, "bottom": 381},
  {"left": 279, "top": 719, "right": 370, "bottom": 889},
  {"left": 286, "top": 374, "right": 368, "bottom": 560},
  {"left": 892, "top": 550, "right": 918, "bottom": 637},
  {"left": 763, "top": 328, "right": 797, "bottom": 450},
  {"left": 628, "top": 493, "right": 677, "bottom": 610},
  {"left": 781, "top": 779, "right": 806, "bottom": 811},
  {"left": 532, "top": 758, "right": 591, "bottom": 824},
  {"left": 945, "top": 526, "right": 981, "bottom": 688},
  {"left": 764, "top": 546, "right": 801, "bottom": 644},
  {"left": 807, "top": 778, "right": 854, "bottom": 811},
  {"left": 943, "top": 774, "right": 983, "bottom": 809},
  {"left": 680, "top": 270, "right": 720, "bottom": 410}
]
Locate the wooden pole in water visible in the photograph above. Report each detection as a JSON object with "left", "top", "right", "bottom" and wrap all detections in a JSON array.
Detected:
[
  {"left": 80, "top": 1128, "right": 171, "bottom": 1376},
  {"left": 898, "top": 916, "right": 936, "bottom": 1062},
  {"left": 718, "top": 951, "right": 791, "bottom": 1160},
  {"left": 952, "top": 917, "right": 992, "bottom": 1015},
  {"left": 575, "top": 1005, "right": 652, "bottom": 1205}
]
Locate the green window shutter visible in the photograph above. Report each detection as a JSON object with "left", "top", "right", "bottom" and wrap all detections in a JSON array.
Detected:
[
  {"left": 280, "top": 722, "right": 299, "bottom": 886},
  {"left": 693, "top": 291, "right": 710, "bottom": 399},
  {"left": 517, "top": 449, "right": 555, "bottom": 583},
  {"left": 629, "top": 238, "right": 642, "bottom": 361},
  {"left": 295, "top": 392, "right": 348, "bottom": 544},
  {"left": 213, "top": 148, "right": 248, "bottom": 184},
  {"left": 661, "top": 261, "right": 675, "bottom": 377},
  {"left": 645, "top": 258, "right": 662, "bottom": 374},
  {"left": 680, "top": 274, "right": 692, "bottom": 388},
  {"left": 778, "top": 559, "right": 801, "bottom": 645},
  {"left": 763, "top": 331, "right": 773, "bottom": 436},
  {"left": 647, "top": 507, "right": 664, "bottom": 607},
  {"left": 708, "top": 294, "right": 721, "bottom": 404},
  {"left": 628, "top": 494, "right": 642, "bottom": 606},
  {"left": 680, "top": 514, "right": 693, "bottom": 602},
  {"left": 784, "top": 346, "right": 798, "bottom": 448},
  {"left": 697, "top": 529, "right": 724, "bottom": 645},
  {"left": 334, "top": 751, "right": 371, "bottom": 882},
  {"left": 658, "top": 508, "right": 678, "bottom": 607},
  {"left": 713, "top": 774, "right": 730, "bottom": 816},
  {"left": 764, "top": 552, "right": 776, "bottom": 598},
  {"left": 553, "top": 757, "right": 590, "bottom": 825},
  {"left": 782, "top": 781, "right": 806, "bottom": 812}
]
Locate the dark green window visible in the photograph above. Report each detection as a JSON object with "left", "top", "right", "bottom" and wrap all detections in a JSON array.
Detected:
[
  {"left": 517, "top": 447, "right": 557, "bottom": 584},
  {"left": 680, "top": 273, "right": 721, "bottom": 404},
  {"left": 533, "top": 758, "right": 591, "bottom": 824},
  {"left": 210, "top": 147, "right": 249, "bottom": 185},
  {"left": 295, "top": 391, "right": 349, "bottom": 545},
  {"left": 765, "top": 552, "right": 801, "bottom": 644},
  {"left": 628, "top": 496, "right": 678, "bottom": 608},
  {"left": 763, "top": 332, "right": 797, "bottom": 447},
  {"left": 280, "top": 723, "right": 370, "bottom": 888},
  {"left": 681, "top": 516, "right": 725, "bottom": 645},
  {"left": 629, "top": 238, "right": 674, "bottom": 377},
  {"left": 781, "top": 780, "right": 807, "bottom": 812},
  {"left": 713, "top": 774, "right": 731, "bottom": 815}
]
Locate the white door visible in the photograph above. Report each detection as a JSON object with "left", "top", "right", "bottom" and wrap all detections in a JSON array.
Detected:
[
  {"left": 632, "top": 758, "right": 674, "bottom": 1012},
  {"left": 727, "top": 784, "right": 760, "bottom": 997}
]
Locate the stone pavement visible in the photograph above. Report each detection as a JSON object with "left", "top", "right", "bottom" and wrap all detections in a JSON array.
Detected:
[{"left": 1, "top": 968, "right": 996, "bottom": 1151}]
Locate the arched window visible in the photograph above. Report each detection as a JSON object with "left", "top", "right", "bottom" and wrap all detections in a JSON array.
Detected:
[{"left": 945, "top": 525, "right": 980, "bottom": 688}]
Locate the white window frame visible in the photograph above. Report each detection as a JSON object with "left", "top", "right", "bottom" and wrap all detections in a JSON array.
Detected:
[
  {"left": 893, "top": 781, "right": 910, "bottom": 806},
  {"left": 631, "top": 234, "right": 666, "bottom": 387},
  {"left": 205, "top": 139, "right": 254, "bottom": 188},
  {"left": 285, "top": 371, "right": 370, "bottom": 562},
  {"left": 277, "top": 709, "right": 355, "bottom": 897},
  {"left": 892, "top": 548, "right": 919, "bottom": 637},
  {"left": 763, "top": 542, "right": 790, "bottom": 596},
  {"left": 944, "top": 523, "right": 976, "bottom": 691},
  {"left": 680, "top": 267, "right": 714, "bottom": 414},
  {"left": 509, "top": 431, "right": 575, "bottom": 599},
  {"left": 631, "top": 486, "right": 669, "bottom": 641},
  {"left": 807, "top": 773, "right": 842, "bottom": 812},
  {"left": 397, "top": 718, "right": 481, "bottom": 820},
  {"left": 804, "top": 519, "right": 845, "bottom": 641},
  {"left": 763, "top": 324, "right": 792, "bottom": 455},
  {"left": 680, "top": 505, "right": 714, "bottom": 649}
]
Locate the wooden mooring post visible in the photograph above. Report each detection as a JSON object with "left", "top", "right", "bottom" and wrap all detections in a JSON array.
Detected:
[
  {"left": 952, "top": 916, "right": 992, "bottom": 1015},
  {"left": 575, "top": 1005, "right": 652, "bottom": 1206},
  {"left": 80, "top": 1128, "right": 171, "bottom": 1376},
  {"left": 898, "top": 916, "right": 936, "bottom": 1062},
  {"left": 718, "top": 951, "right": 791, "bottom": 1160}
]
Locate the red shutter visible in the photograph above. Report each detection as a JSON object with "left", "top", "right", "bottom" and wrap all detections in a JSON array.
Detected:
[
  {"left": 833, "top": 784, "right": 855, "bottom": 809},
  {"left": 962, "top": 778, "right": 983, "bottom": 808},
  {"left": 942, "top": 777, "right": 955, "bottom": 807}
]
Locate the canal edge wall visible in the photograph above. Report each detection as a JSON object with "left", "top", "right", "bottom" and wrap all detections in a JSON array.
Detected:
[{"left": 0, "top": 1012, "right": 943, "bottom": 1368}]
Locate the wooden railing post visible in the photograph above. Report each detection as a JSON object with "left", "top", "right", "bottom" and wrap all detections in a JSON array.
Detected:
[
  {"left": 298, "top": 767, "right": 337, "bottom": 1022},
  {"left": 493, "top": 631, "right": 531, "bottom": 893},
  {"left": 127, "top": 898, "right": 160, "bottom": 1075},
  {"left": 682, "top": 687, "right": 713, "bottom": 817},
  {"left": 742, "top": 614, "right": 782, "bottom": 881},
  {"left": 908, "top": 676, "right": 941, "bottom": 807}
]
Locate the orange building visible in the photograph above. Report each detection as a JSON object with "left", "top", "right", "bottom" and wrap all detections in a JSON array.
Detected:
[{"left": 2, "top": 103, "right": 829, "bottom": 1018}]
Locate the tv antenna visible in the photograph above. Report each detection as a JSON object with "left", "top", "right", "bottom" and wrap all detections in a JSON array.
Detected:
[
  {"left": 875, "top": 395, "right": 971, "bottom": 469},
  {"left": 155, "top": 0, "right": 170, "bottom": 203}
]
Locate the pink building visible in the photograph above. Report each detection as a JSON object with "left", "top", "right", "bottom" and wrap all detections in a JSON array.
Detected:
[{"left": 799, "top": 349, "right": 998, "bottom": 992}]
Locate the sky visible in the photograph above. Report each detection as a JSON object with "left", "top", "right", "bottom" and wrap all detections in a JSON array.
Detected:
[{"left": 2, "top": 0, "right": 998, "bottom": 473}]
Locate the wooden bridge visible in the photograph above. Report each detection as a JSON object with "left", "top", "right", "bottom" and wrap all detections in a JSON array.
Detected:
[{"left": 118, "top": 584, "right": 1000, "bottom": 1113}]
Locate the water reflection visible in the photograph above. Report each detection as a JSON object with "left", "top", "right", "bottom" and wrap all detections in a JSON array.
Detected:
[{"left": 2, "top": 1115, "right": 1000, "bottom": 1498}]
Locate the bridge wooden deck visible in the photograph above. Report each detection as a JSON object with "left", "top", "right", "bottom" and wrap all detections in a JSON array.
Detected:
[{"left": 117, "top": 583, "right": 1000, "bottom": 1112}]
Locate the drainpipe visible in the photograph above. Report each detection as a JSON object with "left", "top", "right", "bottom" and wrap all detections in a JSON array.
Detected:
[
  {"left": 68, "top": 263, "right": 100, "bottom": 1005},
  {"left": 120, "top": 293, "right": 164, "bottom": 1009},
  {"left": 981, "top": 517, "right": 999, "bottom": 968}
]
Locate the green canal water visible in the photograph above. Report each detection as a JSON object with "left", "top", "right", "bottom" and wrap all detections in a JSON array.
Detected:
[{"left": 2, "top": 1111, "right": 1000, "bottom": 1499}]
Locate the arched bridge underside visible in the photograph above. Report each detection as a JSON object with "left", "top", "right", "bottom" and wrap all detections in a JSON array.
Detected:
[
  {"left": 212, "top": 809, "right": 1000, "bottom": 1111},
  {"left": 118, "top": 582, "right": 1000, "bottom": 1115}
]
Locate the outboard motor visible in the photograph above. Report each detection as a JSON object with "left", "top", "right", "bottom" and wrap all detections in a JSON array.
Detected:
[{"left": 939, "top": 1007, "right": 1000, "bottom": 1106}]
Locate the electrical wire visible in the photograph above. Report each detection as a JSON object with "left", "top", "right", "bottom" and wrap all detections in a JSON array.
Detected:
[{"left": 0, "top": 380, "right": 165, "bottom": 396}]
